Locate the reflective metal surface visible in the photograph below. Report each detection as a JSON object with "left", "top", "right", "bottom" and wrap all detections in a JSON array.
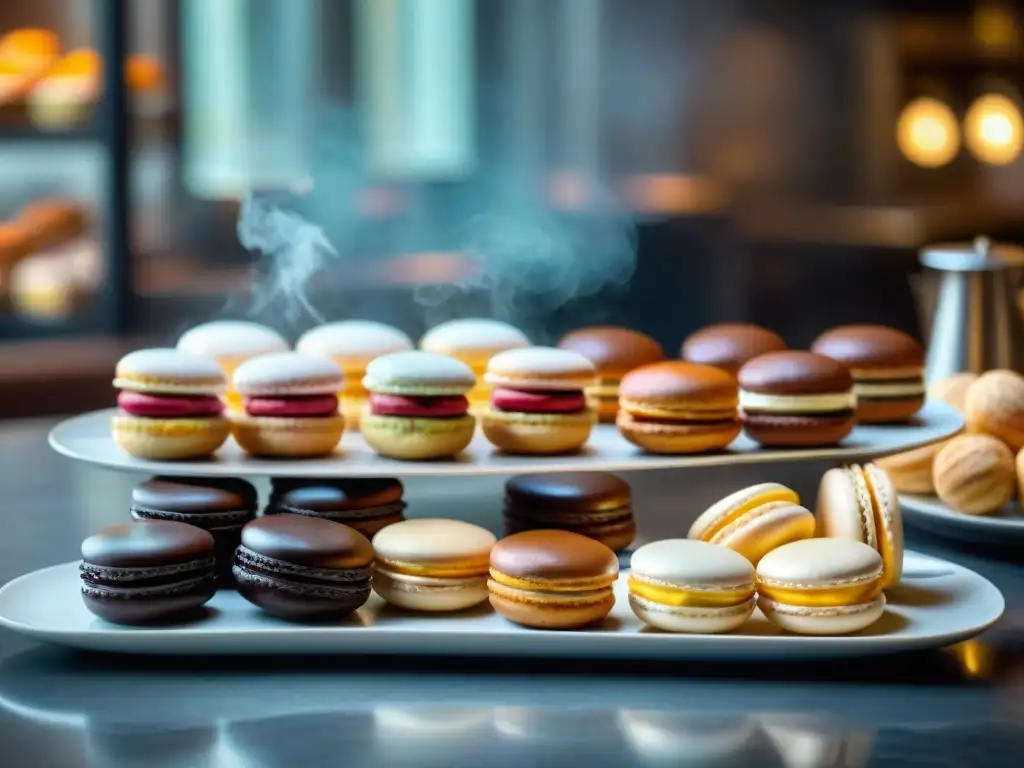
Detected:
[
  {"left": 1, "top": 418, "right": 1024, "bottom": 766},
  {"left": 920, "top": 236, "right": 1024, "bottom": 384}
]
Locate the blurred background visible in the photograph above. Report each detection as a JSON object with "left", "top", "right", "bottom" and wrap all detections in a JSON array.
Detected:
[{"left": 2, "top": 0, "right": 1023, "bottom": 416}]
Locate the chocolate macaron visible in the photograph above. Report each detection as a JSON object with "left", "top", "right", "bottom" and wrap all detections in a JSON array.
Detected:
[
  {"left": 131, "top": 476, "right": 257, "bottom": 582},
  {"left": 738, "top": 351, "right": 856, "bottom": 447},
  {"left": 266, "top": 477, "right": 405, "bottom": 538},
  {"left": 80, "top": 521, "right": 217, "bottom": 625},
  {"left": 557, "top": 326, "right": 665, "bottom": 422},
  {"left": 811, "top": 325, "right": 925, "bottom": 423},
  {"left": 504, "top": 472, "right": 635, "bottom": 552},
  {"left": 233, "top": 514, "right": 374, "bottom": 621},
  {"left": 617, "top": 361, "right": 741, "bottom": 454},
  {"left": 681, "top": 323, "right": 787, "bottom": 376}
]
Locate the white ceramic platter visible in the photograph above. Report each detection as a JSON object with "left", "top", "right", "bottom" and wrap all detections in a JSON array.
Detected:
[
  {"left": 48, "top": 402, "right": 962, "bottom": 478},
  {"left": 900, "top": 494, "right": 1024, "bottom": 544},
  {"left": 0, "top": 551, "right": 1002, "bottom": 660}
]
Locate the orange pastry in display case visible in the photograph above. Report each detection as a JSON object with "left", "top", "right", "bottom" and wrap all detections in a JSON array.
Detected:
[
  {"left": 0, "top": 59, "right": 36, "bottom": 108},
  {"left": 27, "top": 48, "right": 101, "bottom": 130},
  {"left": 17, "top": 198, "right": 89, "bottom": 251},
  {"left": 0, "top": 29, "right": 61, "bottom": 73},
  {"left": 126, "top": 53, "right": 166, "bottom": 116}
]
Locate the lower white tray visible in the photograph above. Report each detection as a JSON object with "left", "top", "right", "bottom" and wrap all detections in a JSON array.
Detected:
[
  {"left": 901, "top": 494, "right": 1024, "bottom": 545},
  {"left": 0, "top": 551, "right": 1003, "bottom": 660}
]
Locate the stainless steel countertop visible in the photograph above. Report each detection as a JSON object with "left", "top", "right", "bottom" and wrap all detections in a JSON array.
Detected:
[{"left": 1, "top": 417, "right": 1023, "bottom": 767}]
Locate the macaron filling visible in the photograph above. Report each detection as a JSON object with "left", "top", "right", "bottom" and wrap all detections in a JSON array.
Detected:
[
  {"left": 233, "top": 546, "right": 371, "bottom": 593},
  {"left": 117, "top": 391, "right": 224, "bottom": 419},
  {"left": 368, "top": 393, "right": 470, "bottom": 418},
  {"left": 738, "top": 390, "right": 856, "bottom": 416},
  {"left": 850, "top": 373, "right": 926, "bottom": 401},
  {"left": 243, "top": 394, "right": 340, "bottom": 418},
  {"left": 627, "top": 576, "right": 754, "bottom": 608},
  {"left": 80, "top": 557, "right": 216, "bottom": 594},
  {"left": 755, "top": 574, "right": 883, "bottom": 607},
  {"left": 490, "top": 388, "right": 587, "bottom": 414}
]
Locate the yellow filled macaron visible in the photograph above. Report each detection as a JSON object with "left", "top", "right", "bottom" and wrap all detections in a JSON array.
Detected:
[{"left": 688, "top": 483, "right": 814, "bottom": 565}]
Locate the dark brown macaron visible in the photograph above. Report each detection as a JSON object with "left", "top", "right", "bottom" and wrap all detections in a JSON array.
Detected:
[
  {"left": 131, "top": 476, "right": 257, "bottom": 583},
  {"left": 488, "top": 529, "right": 619, "bottom": 629},
  {"left": 266, "top": 477, "right": 405, "bottom": 538},
  {"left": 233, "top": 514, "right": 374, "bottom": 621},
  {"left": 80, "top": 521, "right": 217, "bottom": 626},
  {"left": 738, "top": 351, "right": 856, "bottom": 447},
  {"left": 811, "top": 325, "right": 926, "bottom": 423},
  {"left": 504, "top": 472, "right": 635, "bottom": 552},
  {"left": 558, "top": 327, "right": 665, "bottom": 422},
  {"left": 681, "top": 324, "right": 787, "bottom": 376}
]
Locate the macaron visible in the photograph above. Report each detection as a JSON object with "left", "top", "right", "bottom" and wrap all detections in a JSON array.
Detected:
[
  {"left": 80, "top": 520, "right": 217, "bottom": 625},
  {"left": 738, "top": 351, "right": 856, "bottom": 447},
  {"left": 557, "top": 326, "right": 665, "bottom": 422},
  {"left": 420, "top": 318, "right": 531, "bottom": 408},
  {"left": 756, "top": 538, "right": 886, "bottom": 636},
  {"left": 296, "top": 320, "right": 414, "bottom": 430},
  {"left": 131, "top": 476, "right": 257, "bottom": 582},
  {"left": 371, "top": 518, "right": 497, "bottom": 611},
  {"left": 816, "top": 463, "right": 904, "bottom": 587},
  {"left": 233, "top": 514, "right": 374, "bottom": 620},
  {"left": 617, "top": 361, "right": 741, "bottom": 454},
  {"left": 112, "top": 348, "right": 230, "bottom": 459},
  {"left": 482, "top": 347, "right": 598, "bottom": 455},
  {"left": 176, "top": 320, "right": 289, "bottom": 409},
  {"left": 488, "top": 530, "right": 619, "bottom": 629},
  {"left": 811, "top": 325, "right": 925, "bottom": 423},
  {"left": 230, "top": 352, "right": 346, "bottom": 457},
  {"left": 266, "top": 477, "right": 406, "bottom": 538},
  {"left": 688, "top": 483, "right": 814, "bottom": 565},
  {"left": 503, "top": 471, "right": 635, "bottom": 552},
  {"left": 627, "top": 539, "right": 756, "bottom": 633},
  {"left": 681, "top": 323, "right": 788, "bottom": 376},
  {"left": 360, "top": 350, "right": 477, "bottom": 460}
]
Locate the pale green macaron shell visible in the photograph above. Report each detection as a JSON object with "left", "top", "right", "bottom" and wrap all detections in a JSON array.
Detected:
[{"left": 363, "top": 351, "right": 477, "bottom": 396}]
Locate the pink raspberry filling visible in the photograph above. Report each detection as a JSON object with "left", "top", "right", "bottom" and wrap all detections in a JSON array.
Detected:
[
  {"left": 244, "top": 395, "right": 339, "bottom": 418},
  {"left": 117, "top": 391, "right": 224, "bottom": 418},
  {"left": 369, "top": 393, "right": 469, "bottom": 418},
  {"left": 491, "top": 388, "right": 586, "bottom": 414}
]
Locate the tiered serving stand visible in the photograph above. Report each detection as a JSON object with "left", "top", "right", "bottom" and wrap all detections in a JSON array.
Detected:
[{"left": 0, "top": 400, "right": 1005, "bottom": 660}]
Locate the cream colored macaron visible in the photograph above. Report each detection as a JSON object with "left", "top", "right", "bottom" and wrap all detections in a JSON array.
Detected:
[
  {"left": 628, "top": 539, "right": 756, "bottom": 634},
  {"left": 816, "top": 463, "right": 904, "bottom": 588},
  {"left": 688, "top": 483, "right": 814, "bottom": 565},
  {"left": 420, "top": 318, "right": 531, "bottom": 369},
  {"left": 756, "top": 538, "right": 886, "bottom": 636},
  {"left": 371, "top": 519, "right": 496, "bottom": 611}
]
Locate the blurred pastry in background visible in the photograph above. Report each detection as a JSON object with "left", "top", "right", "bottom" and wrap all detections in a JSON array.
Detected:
[
  {"left": 964, "top": 369, "right": 1024, "bottom": 451},
  {"left": 929, "top": 372, "right": 977, "bottom": 413},
  {"left": 125, "top": 53, "right": 166, "bottom": 116},
  {"left": 17, "top": 197, "right": 89, "bottom": 250},
  {"left": 0, "top": 28, "right": 61, "bottom": 74},
  {"left": 681, "top": 323, "right": 787, "bottom": 376},
  {"left": 933, "top": 434, "right": 1015, "bottom": 516},
  {"left": 0, "top": 221, "right": 33, "bottom": 269},
  {"left": 0, "top": 59, "right": 37, "bottom": 107},
  {"left": 26, "top": 48, "right": 100, "bottom": 129}
]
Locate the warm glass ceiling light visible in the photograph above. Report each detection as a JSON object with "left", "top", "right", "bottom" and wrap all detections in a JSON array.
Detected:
[
  {"left": 897, "top": 97, "right": 961, "bottom": 168},
  {"left": 965, "top": 93, "right": 1024, "bottom": 165}
]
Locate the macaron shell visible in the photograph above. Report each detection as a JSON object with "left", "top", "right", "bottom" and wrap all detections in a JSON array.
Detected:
[
  {"left": 296, "top": 320, "right": 413, "bottom": 364},
  {"left": 628, "top": 593, "right": 755, "bottom": 634},
  {"left": 485, "top": 347, "right": 597, "bottom": 391},
  {"left": 487, "top": 581, "right": 616, "bottom": 629},
  {"left": 756, "top": 538, "right": 884, "bottom": 589},
  {"left": 420, "top": 318, "right": 530, "bottom": 361},
  {"left": 372, "top": 568, "right": 489, "bottom": 612},
  {"left": 489, "top": 529, "right": 619, "bottom": 586},
  {"left": 114, "top": 348, "right": 227, "bottom": 394},
  {"left": 618, "top": 361, "right": 739, "bottom": 409},
  {"left": 688, "top": 482, "right": 799, "bottom": 541},
  {"left": 557, "top": 326, "right": 665, "bottom": 378},
  {"left": 629, "top": 539, "right": 755, "bottom": 588},
  {"left": 810, "top": 325, "right": 924, "bottom": 370},
  {"left": 741, "top": 411, "right": 855, "bottom": 447},
  {"left": 233, "top": 352, "right": 344, "bottom": 397},
  {"left": 371, "top": 518, "right": 496, "bottom": 572},
  {"left": 864, "top": 463, "right": 904, "bottom": 587},
  {"left": 229, "top": 412, "right": 345, "bottom": 458},
  {"left": 681, "top": 324, "right": 787, "bottom": 374},
  {"left": 503, "top": 513, "right": 636, "bottom": 554},
  {"left": 616, "top": 411, "right": 740, "bottom": 455},
  {"left": 815, "top": 466, "right": 878, "bottom": 549},
  {"left": 363, "top": 351, "right": 477, "bottom": 395},
  {"left": 855, "top": 393, "right": 925, "bottom": 424},
  {"left": 874, "top": 439, "right": 946, "bottom": 495},
  {"left": 111, "top": 414, "right": 229, "bottom": 459},
  {"left": 481, "top": 408, "right": 595, "bottom": 455},
  {"left": 737, "top": 351, "right": 854, "bottom": 395},
  {"left": 506, "top": 471, "right": 631, "bottom": 512},
  {"left": 360, "top": 411, "right": 476, "bottom": 460},
  {"left": 239, "top": 513, "right": 374, "bottom": 569},
  {"left": 81, "top": 520, "right": 215, "bottom": 566},
  {"left": 709, "top": 502, "right": 816, "bottom": 566},
  {"left": 176, "top": 321, "right": 289, "bottom": 359},
  {"left": 758, "top": 593, "right": 886, "bottom": 635}
]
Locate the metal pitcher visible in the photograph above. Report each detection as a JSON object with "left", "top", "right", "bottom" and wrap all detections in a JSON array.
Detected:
[{"left": 919, "top": 236, "right": 1024, "bottom": 384}]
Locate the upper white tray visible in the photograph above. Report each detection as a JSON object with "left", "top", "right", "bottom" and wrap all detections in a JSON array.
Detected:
[
  {"left": 47, "top": 402, "right": 962, "bottom": 478},
  {"left": 0, "top": 551, "right": 1003, "bottom": 660}
]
